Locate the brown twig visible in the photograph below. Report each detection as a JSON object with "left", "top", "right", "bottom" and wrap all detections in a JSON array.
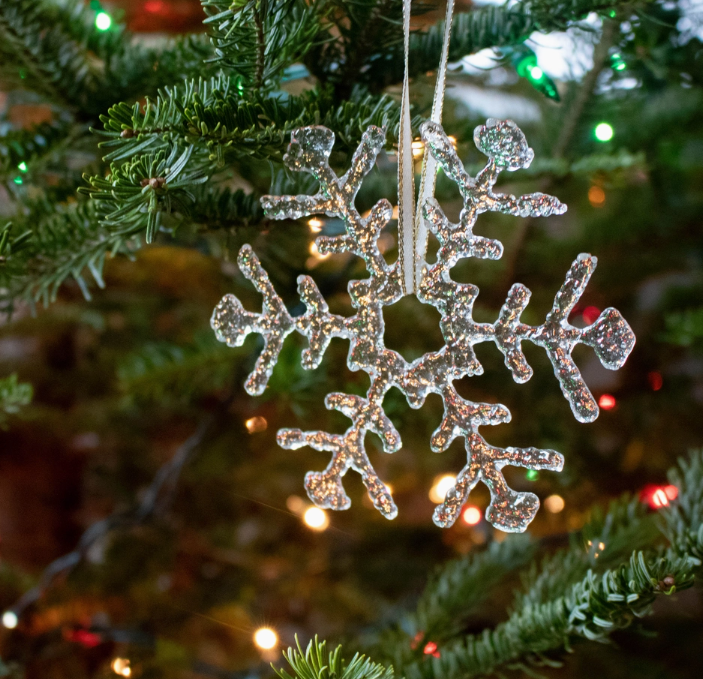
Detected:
[
  {"left": 8, "top": 393, "right": 235, "bottom": 620},
  {"left": 254, "top": 8, "right": 266, "bottom": 89}
]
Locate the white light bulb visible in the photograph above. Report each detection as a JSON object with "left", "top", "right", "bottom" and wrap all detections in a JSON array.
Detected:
[
  {"left": 2, "top": 611, "right": 18, "bottom": 629},
  {"left": 303, "top": 506, "right": 329, "bottom": 531},
  {"left": 254, "top": 627, "right": 278, "bottom": 650}
]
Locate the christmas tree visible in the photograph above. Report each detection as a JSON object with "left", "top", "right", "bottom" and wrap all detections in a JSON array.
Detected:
[{"left": 0, "top": 0, "right": 702, "bottom": 677}]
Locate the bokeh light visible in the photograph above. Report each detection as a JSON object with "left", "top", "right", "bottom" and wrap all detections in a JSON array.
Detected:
[
  {"left": 95, "top": 11, "right": 112, "bottom": 31},
  {"left": 594, "top": 122, "right": 614, "bottom": 142},
  {"left": 582, "top": 305, "right": 601, "bottom": 325},
  {"left": 588, "top": 185, "right": 605, "bottom": 207},
  {"left": 308, "top": 218, "right": 324, "bottom": 233},
  {"left": 245, "top": 416, "right": 267, "bottom": 434},
  {"left": 544, "top": 494, "right": 565, "bottom": 513},
  {"left": 253, "top": 627, "right": 278, "bottom": 650},
  {"left": 598, "top": 394, "right": 616, "bottom": 410},
  {"left": 2, "top": 611, "right": 18, "bottom": 629},
  {"left": 462, "top": 505, "right": 482, "bottom": 525},
  {"left": 643, "top": 484, "right": 679, "bottom": 509},
  {"left": 429, "top": 474, "right": 456, "bottom": 503},
  {"left": 303, "top": 506, "right": 329, "bottom": 531},
  {"left": 648, "top": 371, "right": 663, "bottom": 391},
  {"left": 111, "top": 658, "right": 132, "bottom": 677}
]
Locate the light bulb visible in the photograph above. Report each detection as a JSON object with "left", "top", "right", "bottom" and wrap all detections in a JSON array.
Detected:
[
  {"left": 254, "top": 627, "right": 278, "bottom": 650},
  {"left": 303, "top": 506, "right": 329, "bottom": 531},
  {"left": 245, "top": 416, "right": 267, "bottom": 434},
  {"left": 461, "top": 505, "right": 482, "bottom": 525},
  {"left": 594, "top": 122, "right": 614, "bottom": 142},
  {"left": 598, "top": 394, "right": 616, "bottom": 410},
  {"left": 2, "top": 611, "right": 18, "bottom": 629},
  {"left": 429, "top": 475, "right": 456, "bottom": 503},
  {"left": 544, "top": 494, "right": 565, "bottom": 513},
  {"left": 95, "top": 11, "right": 112, "bottom": 31}
]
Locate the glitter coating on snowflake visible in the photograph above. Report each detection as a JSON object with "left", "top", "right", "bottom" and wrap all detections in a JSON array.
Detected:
[{"left": 211, "top": 119, "right": 636, "bottom": 532}]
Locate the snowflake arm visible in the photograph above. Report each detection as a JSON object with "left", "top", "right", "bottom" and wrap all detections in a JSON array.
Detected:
[
  {"left": 493, "top": 254, "right": 636, "bottom": 422},
  {"left": 260, "top": 126, "right": 391, "bottom": 278},
  {"left": 278, "top": 391, "right": 399, "bottom": 519},
  {"left": 211, "top": 245, "right": 295, "bottom": 395},
  {"left": 295, "top": 275, "right": 346, "bottom": 370},
  {"left": 430, "top": 385, "right": 563, "bottom": 532}
]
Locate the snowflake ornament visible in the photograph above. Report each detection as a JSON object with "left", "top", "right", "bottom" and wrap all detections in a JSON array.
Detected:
[{"left": 211, "top": 118, "right": 636, "bottom": 532}]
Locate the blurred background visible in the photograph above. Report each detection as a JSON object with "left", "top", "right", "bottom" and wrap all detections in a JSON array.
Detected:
[{"left": 0, "top": 0, "right": 702, "bottom": 677}]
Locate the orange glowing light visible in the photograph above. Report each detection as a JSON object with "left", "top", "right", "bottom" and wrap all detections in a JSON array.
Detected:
[
  {"left": 588, "top": 185, "right": 606, "bottom": 207},
  {"left": 462, "top": 505, "right": 482, "bottom": 525},
  {"left": 245, "top": 416, "right": 268, "bottom": 434},
  {"left": 544, "top": 494, "right": 565, "bottom": 513},
  {"left": 111, "top": 658, "right": 132, "bottom": 677},
  {"left": 303, "top": 506, "right": 329, "bottom": 531},
  {"left": 598, "top": 394, "right": 616, "bottom": 410},
  {"left": 429, "top": 474, "right": 456, "bottom": 503},
  {"left": 254, "top": 627, "right": 278, "bottom": 650},
  {"left": 309, "top": 242, "right": 330, "bottom": 260}
]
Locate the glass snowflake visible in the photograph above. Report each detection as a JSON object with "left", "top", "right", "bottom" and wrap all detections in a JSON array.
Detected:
[{"left": 211, "top": 119, "right": 636, "bottom": 532}]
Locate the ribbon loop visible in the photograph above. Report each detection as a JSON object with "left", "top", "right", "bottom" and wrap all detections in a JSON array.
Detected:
[{"left": 397, "top": 0, "right": 455, "bottom": 295}]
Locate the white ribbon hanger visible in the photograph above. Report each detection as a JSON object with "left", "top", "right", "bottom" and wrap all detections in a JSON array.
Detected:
[{"left": 397, "top": 0, "right": 455, "bottom": 296}]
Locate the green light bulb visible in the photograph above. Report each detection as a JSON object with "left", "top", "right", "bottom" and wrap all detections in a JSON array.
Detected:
[
  {"left": 95, "top": 11, "right": 112, "bottom": 30},
  {"left": 594, "top": 122, "right": 614, "bottom": 142},
  {"left": 17, "top": 162, "right": 28, "bottom": 172}
]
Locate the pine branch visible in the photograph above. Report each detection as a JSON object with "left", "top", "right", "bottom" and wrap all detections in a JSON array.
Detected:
[
  {"left": 366, "top": 536, "right": 536, "bottom": 671},
  {"left": 663, "top": 451, "right": 703, "bottom": 571},
  {"left": 514, "top": 494, "right": 661, "bottom": 612},
  {"left": 367, "top": 492, "right": 661, "bottom": 670},
  {"left": 0, "top": 374, "right": 33, "bottom": 428},
  {"left": 308, "top": 0, "right": 402, "bottom": 100},
  {"left": 0, "top": 0, "right": 217, "bottom": 119},
  {"left": 278, "top": 465, "right": 701, "bottom": 679},
  {"left": 0, "top": 201, "right": 134, "bottom": 310},
  {"left": 202, "top": 0, "right": 325, "bottom": 91},
  {"left": 415, "top": 536, "right": 536, "bottom": 641},
  {"left": 400, "top": 549, "right": 694, "bottom": 679},
  {"left": 319, "top": 0, "right": 649, "bottom": 94},
  {"left": 117, "top": 332, "right": 238, "bottom": 405},
  {"left": 186, "top": 186, "right": 267, "bottom": 231},
  {"left": 94, "top": 79, "right": 412, "bottom": 167},
  {"left": 274, "top": 637, "right": 394, "bottom": 679},
  {"left": 377, "top": 452, "right": 703, "bottom": 679},
  {"left": 80, "top": 83, "right": 417, "bottom": 244},
  {"left": 79, "top": 144, "right": 212, "bottom": 244},
  {"left": 0, "top": 120, "right": 81, "bottom": 182}
]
